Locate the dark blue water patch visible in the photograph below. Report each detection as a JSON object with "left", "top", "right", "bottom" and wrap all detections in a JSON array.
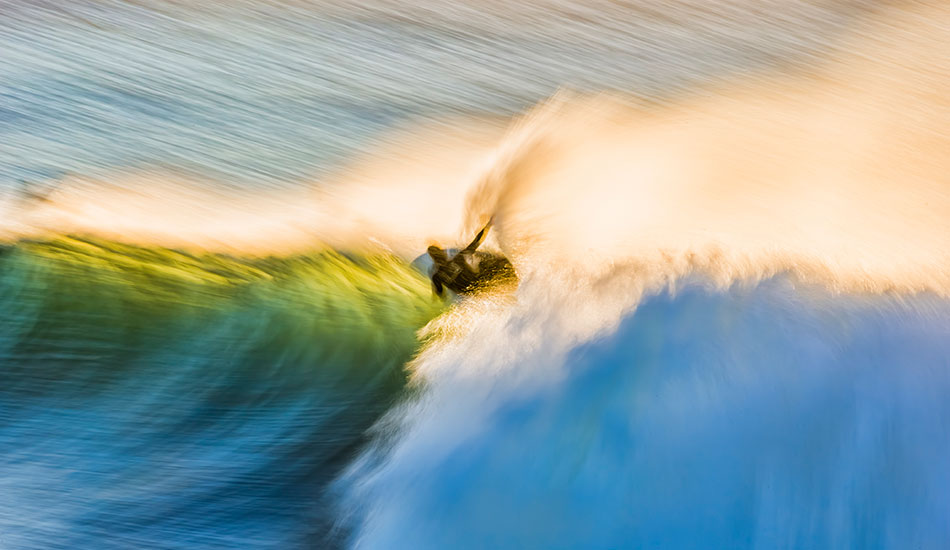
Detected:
[{"left": 0, "top": 104, "right": 31, "bottom": 125}]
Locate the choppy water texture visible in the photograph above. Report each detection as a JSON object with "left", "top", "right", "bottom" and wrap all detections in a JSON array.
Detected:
[
  {"left": 1, "top": 0, "right": 869, "bottom": 185},
  {"left": 1, "top": 1, "right": 949, "bottom": 549}
]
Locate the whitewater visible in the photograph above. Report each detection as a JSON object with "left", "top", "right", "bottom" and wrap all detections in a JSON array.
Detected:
[
  {"left": 0, "top": 1, "right": 948, "bottom": 549},
  {"left": 337, "top": 3, "right": 950, "bottom": 548}
]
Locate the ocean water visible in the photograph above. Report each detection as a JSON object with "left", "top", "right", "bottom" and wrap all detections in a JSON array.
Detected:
[
  {"left": 0, "top": 238, "right": 443, "bottom": 548},
  {"left": 1, "top": 1, "right": 949, "bottom": 549}
]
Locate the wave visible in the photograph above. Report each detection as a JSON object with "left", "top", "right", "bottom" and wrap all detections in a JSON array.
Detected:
[
  {"left": 0, "top": 237, "right": 443, "bottom": 549},
  {"left": 0, "top": 120, "right": 506, "bottom": 258},
  {"left": 343, "top": 276, "right": 950, "bottom": 549},
  {"left": 457, "top": 2, "right": 950, "bottom": 297},
  {"left": 0, "top": 3, "right": 947, "bottom": 548},
  {"left": 338, "top": 3, "right": 950, "bottom": 549}
]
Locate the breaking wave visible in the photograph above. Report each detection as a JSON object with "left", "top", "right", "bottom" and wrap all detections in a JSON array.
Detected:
[
  {"left": 338, "top": 3, "right": 950, "bottom": 549},
  {"left": 0, "top": 2, "right": 947, "bottom": 549}
]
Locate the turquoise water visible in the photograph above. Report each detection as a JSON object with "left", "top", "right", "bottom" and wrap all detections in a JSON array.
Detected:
[{"left": 0, "top": 238, "right": 443, "bottom": 548}]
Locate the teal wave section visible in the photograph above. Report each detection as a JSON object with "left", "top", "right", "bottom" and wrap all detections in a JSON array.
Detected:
[{"left": 0, "top": 237, "right": 444, "bottom": 549}]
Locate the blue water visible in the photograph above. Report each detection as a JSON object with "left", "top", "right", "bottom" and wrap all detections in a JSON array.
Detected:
[
  {"left": 342, "top": 278, "right": 950, "bottom": 549},
  {"left": 0, "top": 0, "right": 863, "bottom": 185},
  {"left": 0, "top": 240, "right": 441, "bottom": 549},
  {"left": 1, "top": 2, "right": 948, "bottom": 549}
]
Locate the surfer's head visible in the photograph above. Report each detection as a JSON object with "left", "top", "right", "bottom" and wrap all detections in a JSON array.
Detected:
[{"left": 427, "top": 245, "right": 448, "bottom": 265}]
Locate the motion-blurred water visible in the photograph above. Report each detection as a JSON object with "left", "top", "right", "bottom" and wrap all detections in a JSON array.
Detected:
[
  {"left": 1, "top": 2, "right": 948, "bottom": 549},
  {"left": 1, "top": 0, "right": 865, "bottom": 185}
]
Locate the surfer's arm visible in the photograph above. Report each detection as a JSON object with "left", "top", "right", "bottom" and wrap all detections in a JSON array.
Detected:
[
  {"left": 461, "top": 217, "right": 493, "bottom": 255},
  {"left": 432, "top": 278, "right": 444, "bottom": 297}
]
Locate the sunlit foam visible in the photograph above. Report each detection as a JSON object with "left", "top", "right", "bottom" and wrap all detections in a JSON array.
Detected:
[
  {"left": 3, "top": 4, "right": 947, "bottom": 302},
  {"left": 460, "top": 3, "right": 949, "bottom": 298},
  {"left": 0, "top": 119, "right": 505, "bottom": 257}
]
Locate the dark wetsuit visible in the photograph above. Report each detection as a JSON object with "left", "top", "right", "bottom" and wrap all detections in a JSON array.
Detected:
[{"left": 428, "top": 221, "right": 512, "bottom": 296}]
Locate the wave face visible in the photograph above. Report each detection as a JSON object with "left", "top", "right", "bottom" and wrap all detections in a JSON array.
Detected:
[{"left": 0, "top": 239, "right": 443, "bottom": 549}]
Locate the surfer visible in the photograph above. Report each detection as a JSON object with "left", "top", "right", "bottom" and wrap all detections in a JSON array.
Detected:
[{"left": 427, "top": 218, "right": 513, "bottom": 297}]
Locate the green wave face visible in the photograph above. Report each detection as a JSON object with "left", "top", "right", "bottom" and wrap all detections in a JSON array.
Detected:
[
  {"left": 0, "top": 237, "right": 445, "bottom": 545},
  {"left": 2, "top": 237, "right": 442, "bottom": 353},
  {"left": 1, "top": 237, "right": 446, "bottom": 397}
]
